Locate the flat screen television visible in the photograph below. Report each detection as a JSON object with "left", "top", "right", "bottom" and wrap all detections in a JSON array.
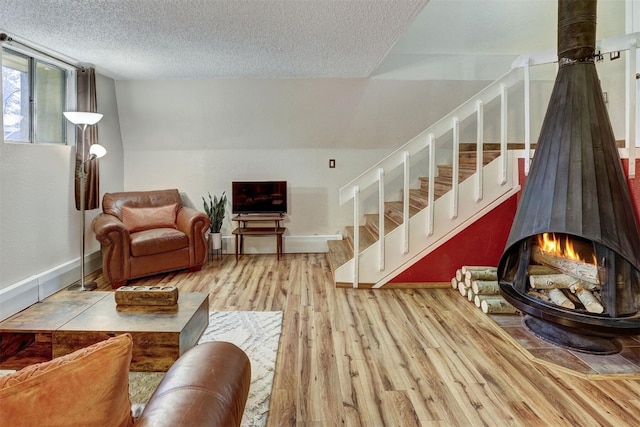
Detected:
[{"left": 232, "top": 181, "right": 287, "bottom": 215}]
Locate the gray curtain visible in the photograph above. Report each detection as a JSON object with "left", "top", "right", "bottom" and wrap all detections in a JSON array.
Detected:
[{"left": 74, "top": 67, "right": 100, "bottom": 210}]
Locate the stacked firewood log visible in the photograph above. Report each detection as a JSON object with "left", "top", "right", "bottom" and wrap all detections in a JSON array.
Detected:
[{"left": 451, "top": 265, "right": 519, "bottom": 314}]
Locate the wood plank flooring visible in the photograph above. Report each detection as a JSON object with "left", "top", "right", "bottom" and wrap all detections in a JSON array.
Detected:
[{"left": 89, "top": 253, "right": 640, "bottom": 426}]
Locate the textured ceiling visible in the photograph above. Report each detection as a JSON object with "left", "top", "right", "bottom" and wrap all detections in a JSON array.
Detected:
[
  {"left": 0, "top": 0, "right": 625, "bottom": 81},
  {"left": 0, "top": 0, "right": 427, "bottom": 80}
]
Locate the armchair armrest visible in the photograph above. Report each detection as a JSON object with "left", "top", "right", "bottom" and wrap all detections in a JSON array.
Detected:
[
  {"left": 176, "top": 207, "right": 210, "bottom": 266},
  {"left": 92, "top": 213, "right": 129, "bottom": 243},
  {"left": 91, "top": 214, "right": 131, "bottom": 286}
]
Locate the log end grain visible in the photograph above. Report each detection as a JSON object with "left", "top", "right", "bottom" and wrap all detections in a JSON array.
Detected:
[{"left": 115, "top": 285, "right": 179, "bottom": 306}]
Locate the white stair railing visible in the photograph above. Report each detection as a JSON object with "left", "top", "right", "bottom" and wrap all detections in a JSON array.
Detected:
[
  {"left": 337, "top": 33, "right": 640, "bottom": 288},
  {"left": 338, "top": 69, "right": 521, "bottom": 288}
]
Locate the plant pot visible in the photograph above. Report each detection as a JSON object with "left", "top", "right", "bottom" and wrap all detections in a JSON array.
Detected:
[{"left": 208, "top": 232, "right": 222, "bottom": 250}]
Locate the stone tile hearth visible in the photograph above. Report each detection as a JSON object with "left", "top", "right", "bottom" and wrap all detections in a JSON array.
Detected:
[{"left": 489, "top": 314, "right": 640, "bottom": 379}]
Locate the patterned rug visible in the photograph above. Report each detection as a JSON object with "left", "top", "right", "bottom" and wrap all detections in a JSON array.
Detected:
[{"left": 129, "top": 310, "right": 283, "bottom": 427}]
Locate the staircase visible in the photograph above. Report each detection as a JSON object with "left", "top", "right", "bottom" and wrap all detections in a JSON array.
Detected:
[
  {"left": 327, "top": 32, "right": 640, "bottom": 289},
  {"left": 327, "top": 146, "right": 507, "bottom": 287}
]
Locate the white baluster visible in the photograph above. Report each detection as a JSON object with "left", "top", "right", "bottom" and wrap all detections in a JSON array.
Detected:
[
  {"left": 428, "top": 133, "right": 435, "bottom": 236},
  {"left": 403, "top": 151, "right": 410, "bottom": 254},
  {"left": 451, "top": 116, "right": 459, "bottom": 219},
  {"left": 524, "top": 59, "right": 531, "bottom": 176},
  {"left": 353, "top": 185, "right": 359, "bottom": 288},
  {"left": 378, "top": 168, "right": 385, "bottom": 272},
  {"left": 500, "top": 83, "right": 508, "bottom": 184},
  {"left": 476, "top": 101, "right": 484, "bottom": 202},
  {"left": 627, "top": 41, "right": 637, "bottom": 178}
]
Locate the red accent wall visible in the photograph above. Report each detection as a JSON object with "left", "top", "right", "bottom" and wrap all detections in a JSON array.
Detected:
[
  {"left": 389, "top": 194, "right": 518, "bottom": 283},
  {"left": 622, "top": 159, "right": 640, "bottom": 219},
  {"left": 391, "top": 158, "right": 640, "bottom": 284}
]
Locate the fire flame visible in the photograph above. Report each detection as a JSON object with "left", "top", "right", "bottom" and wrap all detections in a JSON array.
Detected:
[{"left": 537, "top": 233, "right": 597, "bottom": 265}]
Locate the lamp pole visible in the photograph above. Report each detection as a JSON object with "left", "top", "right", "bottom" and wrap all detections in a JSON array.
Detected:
[{"left": 64, "top": 112, "right": 105, "bottom": 291}]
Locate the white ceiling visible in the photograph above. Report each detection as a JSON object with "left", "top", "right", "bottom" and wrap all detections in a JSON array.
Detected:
[{"left": 0, "top": 0, "right": 626, "bottom": 81}]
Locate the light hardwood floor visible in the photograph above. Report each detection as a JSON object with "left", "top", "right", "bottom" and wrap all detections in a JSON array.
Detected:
[{"left": 92, "top": 253, "right": 640, "bottom": 426}]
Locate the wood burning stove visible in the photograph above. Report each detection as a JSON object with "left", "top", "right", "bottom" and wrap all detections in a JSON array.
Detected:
[{"left": 497, "top": 0, "right": 640, "bottom": 354}]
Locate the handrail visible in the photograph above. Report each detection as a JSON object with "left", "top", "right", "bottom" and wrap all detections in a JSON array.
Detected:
[
  {"left": 513, "top": 32, "right": 640, "bottom": 177},
  {"left": 512, "top": 32, "right": 640, "bottom": 68},
  {"left": 339, "top": 68, "right": 521, "bottom": 205}
]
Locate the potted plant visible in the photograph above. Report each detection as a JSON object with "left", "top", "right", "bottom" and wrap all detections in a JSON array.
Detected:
[{"left": 202, "top": 191, "right": 227, "bottom": 250}]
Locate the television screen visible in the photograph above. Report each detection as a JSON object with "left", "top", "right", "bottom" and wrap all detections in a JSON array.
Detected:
[{"left": 232, "top": 181, "right": 287, "bottom": 215}]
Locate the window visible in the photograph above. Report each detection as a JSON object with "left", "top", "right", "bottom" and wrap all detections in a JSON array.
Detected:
[{"left": 2, "top": 48, "right": 68, "bottom": 144}]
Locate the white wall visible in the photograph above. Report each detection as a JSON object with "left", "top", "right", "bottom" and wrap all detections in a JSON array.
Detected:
[
  {"left": 0, "top": 73, "right": 123, "bottom": 308},
  {"left": 116, "top": 78, "right": 489, "bottom": 238},
  {"left": 0, "top": 0, "right": 628, "bottom": 307}
]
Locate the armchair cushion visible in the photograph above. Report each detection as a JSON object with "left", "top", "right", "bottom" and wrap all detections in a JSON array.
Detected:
[
  {"left": 0, "top": 334, "right": 134, "bottom": 427},
  {"left": 130, "top": 228, "right": 189, "bottom": 257},
  {"left": 122, "top": 203, "right": 178, "bottom": 233}
]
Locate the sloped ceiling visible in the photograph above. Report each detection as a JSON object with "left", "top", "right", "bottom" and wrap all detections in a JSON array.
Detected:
[
  {"left": 1, "top": 0, "right": 427, "bottom": 79},
  {"left": 0, "top": 0, "right": 625, "bottom": 80}
]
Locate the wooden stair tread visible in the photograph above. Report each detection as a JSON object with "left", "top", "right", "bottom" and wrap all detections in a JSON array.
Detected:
[
  {"left": 436, "top": 166, "right": 476, "bottom": 180},
  {"left": 344, "top": 225, "right": 378, "bottom": 252},
  {"left": 459, "top": 152, "right": 500, "bottom": 164},
  {"left": 385, "top": 201, "right": 419, "bottom": 224},
  {"left": 419, "top": 176, "right": 453, "bottom": 187},
  {"left": 327, "top": 239, "right": 352, "bottom": 271},
  {"left": 364, "top": 213, "right": 401, "bottom": 236}
]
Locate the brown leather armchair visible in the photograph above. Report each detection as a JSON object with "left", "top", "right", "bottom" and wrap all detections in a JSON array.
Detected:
[{"left": 92, "top": 189, "right": 210, "bottom": 288}]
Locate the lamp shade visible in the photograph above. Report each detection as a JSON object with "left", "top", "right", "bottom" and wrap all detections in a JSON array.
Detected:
[
  {"left": 89, "top": 143, "right": 107, "bottom": 159},
  {"left": 63, "top": 111, "right": 103, "bottom": 125}
]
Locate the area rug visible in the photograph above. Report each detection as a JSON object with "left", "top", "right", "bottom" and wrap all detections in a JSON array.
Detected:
[{"left": 129, "top": 310, "right": 283, "bottom": 427}]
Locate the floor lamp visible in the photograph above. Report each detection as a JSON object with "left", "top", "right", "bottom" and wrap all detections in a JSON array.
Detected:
[{"left": 63, "top": 111, "right": 106, "bottom": 291}]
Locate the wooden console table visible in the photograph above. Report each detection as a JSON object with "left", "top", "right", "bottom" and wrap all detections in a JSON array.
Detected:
[
  {"left": 232, "top": 214, "right": 286, "bottom": 261},
  {"left": 0, "top": 291, "right": 208, "bottom": 372}
]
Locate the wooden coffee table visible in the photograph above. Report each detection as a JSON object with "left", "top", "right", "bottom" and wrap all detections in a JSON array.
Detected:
[{"left": 0, "top": 290, "right": 208, "bottom": 372}]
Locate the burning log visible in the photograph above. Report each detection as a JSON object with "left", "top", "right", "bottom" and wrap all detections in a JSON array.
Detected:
[
  {"left": 548, "top": 288, "right": 575, "bottom": 309},
  {"left": 527, "top": 290, "right": 551, "bottom": 302},
  {"left": 526, "top": 279, "right": 604, "bottom": 313},
  {"left": 528, "top": 274, "right": 598, "bottom": 291},
  {"left": 527, "top": 265, "right": 558, "bottom": 275},
  {"left": 531, "top": 246, "right": 599, "bottom": 285},
  {"left": 575, "top": 289, "right": 604, "bottom": 313}
]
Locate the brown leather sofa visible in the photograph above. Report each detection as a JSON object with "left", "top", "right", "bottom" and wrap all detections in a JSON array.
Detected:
[
  {"left": 92, "top": 189, "right": 210, "bottom": 288},
  {"left": 135, "top": 341, "right": 252, "bottom": 427},
  {"left": 0, "top": 335, "right": 250, "bottom": 427}
]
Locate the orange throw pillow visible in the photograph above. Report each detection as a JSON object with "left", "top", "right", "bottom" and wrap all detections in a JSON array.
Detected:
[
  {"left": 0, "top": 333, "right": 134, "bottom": 427},
  {"left": 121, "top": 203, "right": 178, "bottom": 233}
]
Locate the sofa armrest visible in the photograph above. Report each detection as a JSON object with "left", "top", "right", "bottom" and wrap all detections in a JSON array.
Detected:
[
  {"left": 134, "top": 341, "right": 251, "bottom": 427},
  {"left": 91, "top": 214, "right": 131, "bottom": 286},
  {"left": 176, "top": 207, "right": 210, "bottom": 265}
]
